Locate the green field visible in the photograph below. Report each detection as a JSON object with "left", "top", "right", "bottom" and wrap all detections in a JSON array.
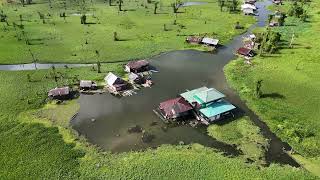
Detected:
[
  {"left": 0, "top": 0, "right": 319, "bottom": 179},
  {"left": 225, "top": 0, "right": 320, "bottom": 175},
  {"left": 0, "top": 0, "right": 254, "bottom": 64}
]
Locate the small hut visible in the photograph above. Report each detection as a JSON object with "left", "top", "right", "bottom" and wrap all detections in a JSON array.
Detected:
[
  {"left": 48, "top": 87, "right": 71, "bottom": 100},
  {"left": 237, "top": 47, "right": 255, "bottom": 57},
  {"left": 80, "top": 80, "right": 97, "bottom": 90},
  {"left": 104, "top": 72, "right": 128, "bottom": 92},
  {"left": 186, "top": 36, "right": 203, "bottom": 44},
  {"left": 125, "top": 60, "right": 149, "bottom": 73}
]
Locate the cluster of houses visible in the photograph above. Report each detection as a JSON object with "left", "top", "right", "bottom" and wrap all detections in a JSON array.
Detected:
[
  {"left": 48, "top": 60, "right": 153, "bottom": 100},
  {"left": 156, "top": 87, "right": 236, "bottom": 125},
  {"left": 241, "top": 0, "right": 257, "bottom": 16},
  {"left": 186, "top": 36, "right": 220, "bottom": 51}
]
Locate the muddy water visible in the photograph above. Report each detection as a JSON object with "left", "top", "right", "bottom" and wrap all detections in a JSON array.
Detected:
[{"left": 71, "top": 0, "right": 299, "bottom": 166}]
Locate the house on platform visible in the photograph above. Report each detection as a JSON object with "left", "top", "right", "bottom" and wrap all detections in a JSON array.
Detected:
[
  {"left": 180, "top": 87, "right": 225, "bottom": 108},
  {"left": 237, "top": 47, "right": 255, "bottom": 57},
  {"left": 201, "top": 38, "right": 219, "bottom": 46},
  {"left": 158, "top": 97, "right": 193, "bottom": 120},
  {"left": 125, "top": 60, "right": 149, "bottom": 73},
  {"left": 48, "top": 87, "right": 71, "bottom": 100},
  {"left": 104, "top": 72, "right": 128, "bottom": 92},
  {"left": 179, "top": 87, "right": 236, "bottom": 123},
  {"left": 199, "top": 100, "right": 236, "bottom": 122},
  {"left": 186, "top": 36, "right": 203, "bottom": 44},
  {"left": 245, "top": 0, "right": 256, "bottom": 5},
  {"left": 80, "top": 80, "right": 97, "bottom": 90}
]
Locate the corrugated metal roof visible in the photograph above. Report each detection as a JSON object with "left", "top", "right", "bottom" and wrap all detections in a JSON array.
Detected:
[
  {"left": 180, "top": 87, "right": 209, "bottom": 104},
  {"left": 48, "top": 87, "right": 70, "bottom": 96},
  {"left": 193, "top": 88, "right": 225, "bottom": 104},
  {"left": 104, "top": 72, "right": 119, "bottom": 86},
  {"left": 159, "top": 97, "right": 193, "bottom": 117},
  {"left": 199, "top": 100, "right": 236, "bottom": 118},
  {"left": 201, "top": 38, "right": 219, "bottom": 45}
]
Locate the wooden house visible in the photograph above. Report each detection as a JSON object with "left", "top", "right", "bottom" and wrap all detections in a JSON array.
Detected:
[
  {"left": 48, "top": 87, "right": 71, "bottom": 100},
  {"left": 198, "top": 100, "right": 236, "bottom": 122},
  {"left": 158, "top": 97, "right": 193, "bottom": 120},
  {"left": 125, "top": 60, "right": 149, "bottom": 73},
  {"left": 104, "top": 72, "right": 128, "bottom": 92},
  {"left": 186, "top": 36, "right": 203, "bottom": 44},
  {"left": 237, "top": 47, "right": 255, "bottom": 57},
  {"left": 80, "top": 80, "right": 97, "bottom": 90}
]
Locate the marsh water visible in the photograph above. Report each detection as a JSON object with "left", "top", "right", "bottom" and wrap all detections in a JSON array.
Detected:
[
  {"left": 0, "top": 0, "right": 298, "bottom": 166},
  {"left": 70, "top": 0, "right": 299, "bottom": 166}
]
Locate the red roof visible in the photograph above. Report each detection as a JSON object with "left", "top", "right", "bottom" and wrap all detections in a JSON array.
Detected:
[
  {"left": 159, "top": 97, "right": 193, "bottom": 118},
  {"left": 237, "top": 47, "right": 252, "bottom": 56},
  {"left": 126, "top": 60, "right": 149, "bottom": 70}
]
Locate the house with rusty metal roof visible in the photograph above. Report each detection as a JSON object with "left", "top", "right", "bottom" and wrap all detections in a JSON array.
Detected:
[
  {"left": 158, "top": 97, "right": 193, "bottom": 120},
  {"left": 125, "top": 60, "right": 149, "bottom": 73},
  {"left": 237, "top": 47, "right": 254, "bottom": 57},
  {"left": 48, "top": 87, "right": 71, "bottom": 99},
  {"left": 186, "top": 36, "right": 203, "bottom": 44}
]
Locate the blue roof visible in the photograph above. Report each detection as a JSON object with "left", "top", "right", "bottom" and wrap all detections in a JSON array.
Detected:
[
  {"left": 193, "top": 88, "right": 225, "bottom": 104},
  {"left": 180, "top": 87, "right": 209, "bottom": 104},
  {"left": 199, "top": 100, "right": 236, "bottom": 118}
]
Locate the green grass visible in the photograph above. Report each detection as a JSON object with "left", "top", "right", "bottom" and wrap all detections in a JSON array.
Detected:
[
  {"left": 225, "top": 0, "right": 320, "bottom": 176},
  {"left": 208, "top": 117, "right": 268, "bottom": 165},
  {"left": 0, "top": 63, "right": 315, "bottom": 179},
  {"left": 0, "top": 0, "right": 255, "bottom": 64}
]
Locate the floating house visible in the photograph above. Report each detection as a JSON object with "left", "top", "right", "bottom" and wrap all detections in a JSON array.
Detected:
[
  {"left": 237, "top": 47, "right": 255, "bottom": 57},
  {"left": 125, "top": 60, "right": 149, "bottom": 73},
  {"left": 48, "top": 87, "right": 71, "bottom": 99},
  {"left": 80, "top": 80, "right": 97, "bottom": 90},
  {"left": 241, "top": 3, "right": 257, "bottom": 10},
  {"left": 201, "top": 38, "right": 219, "bottom": 46},
  {"left": 180, "top": 87, "right": 236, "bottom": 123},
  {"left": 158, "top": 97, "right": 193, "bottom": 120},
  {"left": 104, "top": 72, "right": 128, "bottom": 92},
  {"left": 186, "top": 36, "right": 203, "bottom": 44}
]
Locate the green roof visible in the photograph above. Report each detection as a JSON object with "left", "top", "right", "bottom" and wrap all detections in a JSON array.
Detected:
[
  {"left": 180, "top": 87, "right": 209, "bottom": 104},
  {"left": 199, "top": 100, "right": 236, "bottom": 118},
  {"left": 193, "top": 88, "right": 225, "bottom": 104}
]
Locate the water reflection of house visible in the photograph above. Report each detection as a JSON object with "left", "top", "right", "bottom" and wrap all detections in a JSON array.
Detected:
[
  {"left": 180, "top": 87, "right": 236, "bottom": 123},
  {"left": 158, "top": 97, "right": 193, "bottom": 120},
  {"left": 104, "top": 72, "right": 128, "bottom": 92},
  {"left": 48, "top": 87, "right": 71, "bottom": 99},
  {"left": 125, "top": 60, "right": 149, "bottom": 73},
  {"left": 80, "top": 80, "right": 97, "bottom": 90}
]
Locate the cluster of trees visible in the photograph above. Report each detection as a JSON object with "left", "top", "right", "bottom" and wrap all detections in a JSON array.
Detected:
[
  {"left": 268, "top": 12, "right": 287, "bottom": 26},
  {"left": 288, "top": 1, "right": 308, "bottom": 21},
  {"left": 217, "top": 0, "right": 239, "bottom": 13},
  {"left": 257, "top": 29, "right": 281, "bottom": 54}
]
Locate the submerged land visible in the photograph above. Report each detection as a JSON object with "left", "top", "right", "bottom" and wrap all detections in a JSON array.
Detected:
[{"left": 0, "top": 0, "right": 320, "bottom": 179}]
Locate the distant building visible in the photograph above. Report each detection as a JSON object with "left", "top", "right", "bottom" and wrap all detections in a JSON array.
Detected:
[
  {"left": 186, "top": 36, "right": 203, "bottom": 44},
  {"left": 158, "top": 97, "right": 193, "bottom": 119},
  {"left": 201, "top": 38, "right": 219, "bottom": 46},
  {"left": 48, "top": 87, "right": 71, "bottom": 99},
  {"left": 80, "top": 80, "right": 97, "bottom": 90},
  {"left": 237, "top": 47, "right": 255, "bottom": 57},
  {"left": 125, "top": 60, "right": 149, "bottom": 73},
  {"left": 104, "top": 72, "right": 128, "bottom": 92}
]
